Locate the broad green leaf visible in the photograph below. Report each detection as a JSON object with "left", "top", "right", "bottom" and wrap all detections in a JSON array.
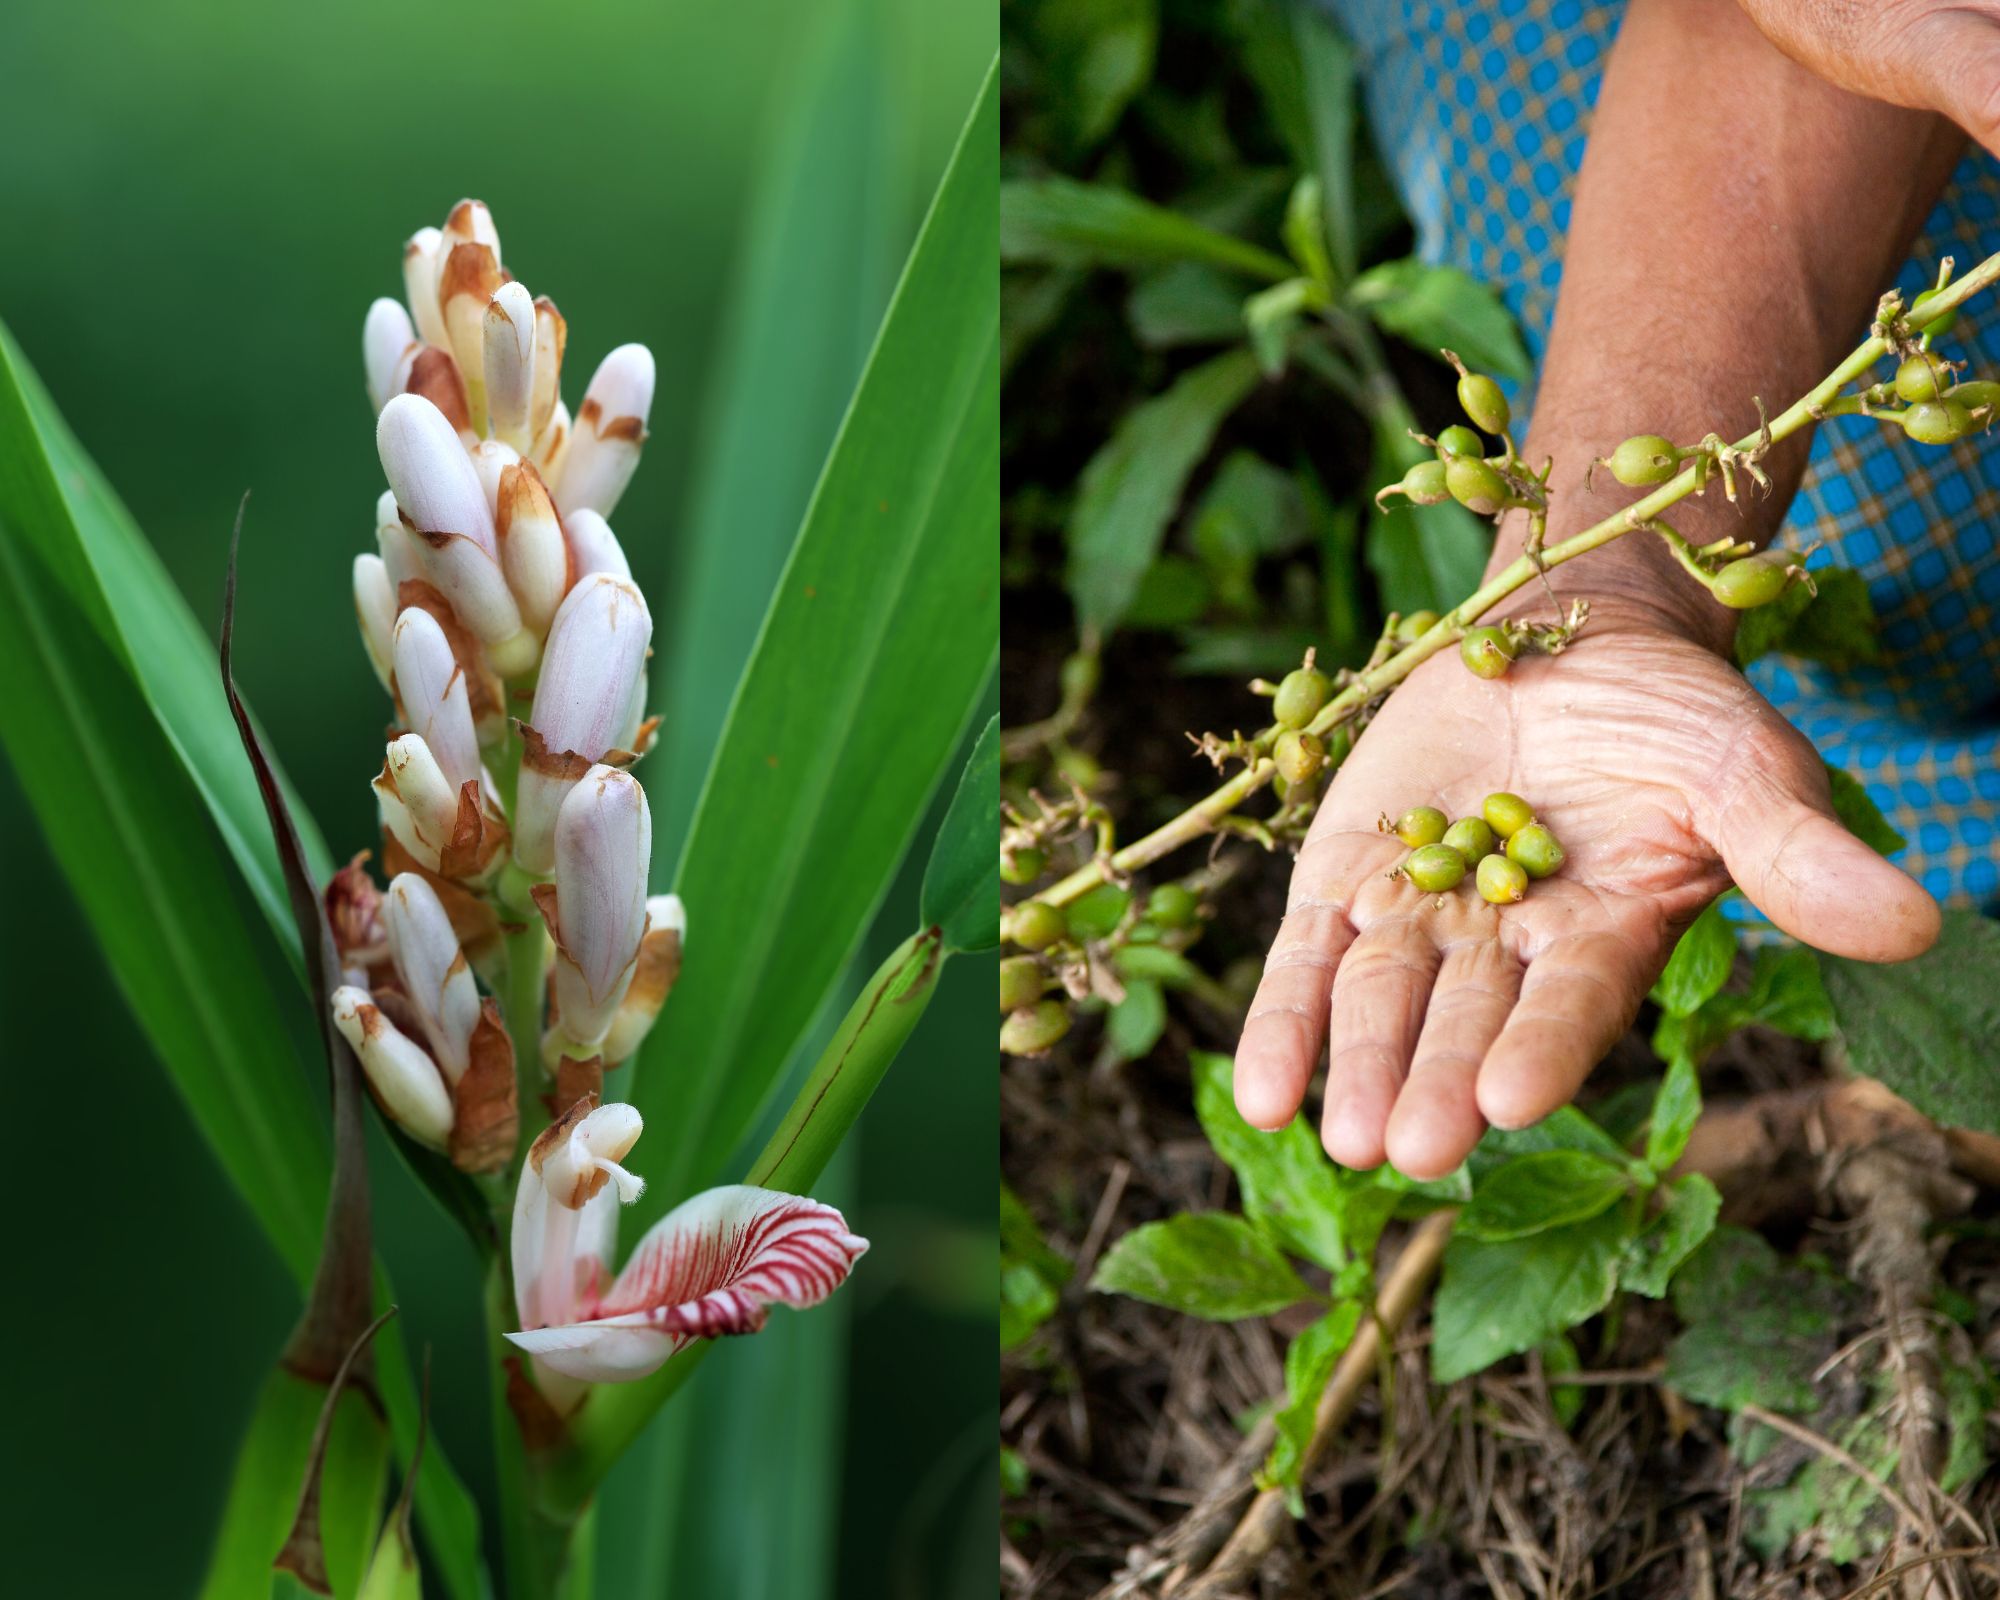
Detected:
[
  {"left": 1001, "top": 178, "right": 1293, "bottom": 281},
  {"left": 1643, "top": 1053, "right": 1702, "bottom": 1173},
  {"left": 1280, "top": 177, "right": 1333, "bottom": 292},
  {"left": 1363, "top": 409, "right": 1491, "bottom": 616},
  {"left": 1192, "top": 450, "right": 1311, "bottom": 559},
  {"left": 1111, "top": 942, "right": 1202, "bottom": 986},
  {"left": 1457, "top": 1150, "right": 1632, "bottom": 1243},
  {"left": 1665, "top": 1228, "right": 1858, "bottom": 1413},
  {"left": 1091, "top": 1212, "right": 1315, "bottom": 1320},
  {"left": 1651, "top": 899, "right": 1737, "bottom": 1019},
  {"left": 921, "top": 713, "right": 1001, "bottom": 952},
  {"left": 635, "top": 64, "right": 1000, "bottom": 1203},
  {"left": 1733, "top": 566, "right": 1878, "bottom": 668},
  {"left": 1123, "top": 554, "right": 1212, "bottom": 627},
  {"left": 1262, "top": 1301, "right": 1363, "bottom": 1512},
  {"left": 1347, "top": 258, "right": 1530, "bottom": 380},
  {"left": 1191, "top": 1053, "right": 1345, "bottom": 1271},
  {"left": 1825, "top": 763, "right": 1906, "bottom": 854},
  {"left": 1024, "top": 0, "right": 1158, "bottom": 154},
  {"left": 1741, "top": 943, "right": 1834, "bottom": 1041},
  {"left": 0, "top": 323, "right": 328, "bottom": 959},
  {"left": 1001, "top": 1183, "right": 1073, "bottom": 1352},
  {"left": 1066, "top": 348, "right": 1262, "bottom": 635},
  {"left": 1127, "top": 263, "right": 1248, "bottom": 348},
  {"left": 1107, "top": 977, "right": 1167, "bottom": 1059},
  {"left": 1432, "top": 1204, "right": 1633, "bottom": 1383},
  {"left": 1468, "top": 1104, "right": 1629, "bottom": 1180},
  {"left": 1820, "top": 910, "right": 2000, "bottom": 1133},
  {"left": 1244, "top": 276, "right": 1313, "bottom": 377},
  {"left": 1289, "top": 3, "right": 1360, "bottom": 284},
  {"left": 1618, "top": 1173, "right": 1719, "bottom": 1298}
]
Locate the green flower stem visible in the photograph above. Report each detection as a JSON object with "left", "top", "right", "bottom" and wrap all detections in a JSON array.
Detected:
[
  {"left": 486, "top": 1264, "right": 583, "bottom": 1600},
  {"left": 503, "top": 917, "right": 551, "bottom": 1148},
  {"left": 1031, "top": 248, "right": 2000, "bottom": 910}
]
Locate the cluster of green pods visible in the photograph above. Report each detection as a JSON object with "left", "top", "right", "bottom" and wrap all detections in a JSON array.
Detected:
[{"left": 1386, "top": 792, "right": 1565, "bottom": 904}]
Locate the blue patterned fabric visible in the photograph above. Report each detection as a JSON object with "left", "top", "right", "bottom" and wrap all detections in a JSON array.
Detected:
[{"left": 1323, "top": 0, "right": 2000, "bottom": 911}]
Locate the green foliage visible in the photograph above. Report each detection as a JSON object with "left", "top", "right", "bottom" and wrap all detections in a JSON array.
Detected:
[
  {"left": 1001, "top": 1184, "right": 1074, "bottom": 1352},
  {"left": 1664, "top": 1228, "right": 1858, "bottom": 1413},
  {"left": 1618, "top": 1174, "right": 1719, "bottom": 1298},
  {"left": 922, "top": 714, "right": 1002, "bottom": 952},
  {"left": 1432, "top": 1204, "right": 1630, "bottom": 1384},
  {"left": 1365, "top": 412, "right": 1493, "bottom": 616},
  {"left": 1346, "top": 259, "right": 1531, "bottom": 380},
  {"left": 1642, "top": 1054, "right": 1703, "bottom": 1173},
  {"left": 1107, "top": 977, "right": 1168, "bottom": 1058},
  {"left": 1012, "top": 0, "right": 1159, "bottom": 157},
  {"left": 1190, "top": 1052, "right": 1345, "bottom": 1271},
  {"left": 1821, "top": 910, "right": 2000, "bottom": 1133},
  {"left": 1002, "top": 177, "right": 1292, "bottom": 280},
  {"left": 636, "top": 64, "right": 1000, "bottom": 1203},
  {"left": 1650, "top": 899, "right": 1737, "bottom": 1019},
  {"left": 1091, "top": 1212, "right": 1314, "bottom": 1320},
  {"left": 1653, "top": 941, "right": 1834, "bottom": 1065},
  {"left": 1456, "top": 1150, "right": 1632, "bottom": 1243},
  {"left": 1263, "top": 1302, "right": 1363, "bottom": 1513},
  {"left": 1065, "top": 348, "right": 1263, "bottom": 635},
  {"left": 1732, "top": 566, "right": 1879, "bottom": 668},
  {"left": 1825, "top": 762, "right": 1906, "bottom": 853}
]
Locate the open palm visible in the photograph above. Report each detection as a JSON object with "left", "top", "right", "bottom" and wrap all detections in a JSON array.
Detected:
[{"left": 1233, "top": 615, "right": 1941, "bottom": 1180}]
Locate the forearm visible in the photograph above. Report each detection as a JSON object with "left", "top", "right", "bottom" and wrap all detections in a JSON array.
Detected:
[{"left": 1496, "top": 0, "right": 1963, "bottom": 650}]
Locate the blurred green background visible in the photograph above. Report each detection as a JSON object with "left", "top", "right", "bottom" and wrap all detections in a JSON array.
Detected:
[{"left": 0, "top": 0, "right": 994, "bottom": 1593}]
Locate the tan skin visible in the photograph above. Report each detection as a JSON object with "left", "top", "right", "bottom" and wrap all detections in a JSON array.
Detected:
[{"left": 1235, "top": 0, "right": 1965, "bottom": 1180}]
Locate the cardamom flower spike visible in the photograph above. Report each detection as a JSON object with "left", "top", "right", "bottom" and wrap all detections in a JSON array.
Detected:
[{"left": 506, "top": 1098, "right": 867, "bottom": 1410}]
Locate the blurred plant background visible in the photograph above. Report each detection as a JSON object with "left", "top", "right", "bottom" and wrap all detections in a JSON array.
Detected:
[
  {"left": 999, "top": 2, "right": 2000, "bottom": 1594},
  {"left": 0, "top": 1, "right": 994, "bottom": 1594}
]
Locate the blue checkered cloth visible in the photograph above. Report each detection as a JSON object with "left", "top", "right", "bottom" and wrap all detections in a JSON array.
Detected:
[{"left": 1322, "top": 0, "right": 2000, "bottom": 910}]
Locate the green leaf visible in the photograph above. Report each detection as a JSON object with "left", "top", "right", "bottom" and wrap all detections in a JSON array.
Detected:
[
  {"left": 1190, "top": 1053, "right": 1346, "bottom": 1271},
  {"left": 1619, "top": 1173, "right": 1719, "bottom": 1298},
  {"left": 1111, "top": 942, "right": 1202, "bottom": 986},
  {"left": 1432, "top": 1204, "right": 1634, "bottom": 1383},
  {"left": 1022, "top": 0, "right": 1157, "bottom": 155},
  {"left": 1732, "top": 566, "right": 1878, "bottom": 668},
  {"left": 921, "top": 714, "right": 1000, "bottom": 952},
  {"left": 1665, "top": 1228, "right": 1857, "bottom": 1413},
  {"left": 1107, "top": 977, "right": 1167, "bottom": 1059},
  {"left": 1468, "top": 1104, "right": 1630, "bottom": 1180},
  {"left": 1123, "top": 553, "right": 1212, "bottom": 627},
  {"left": 1347, "top": 258, "right": 1530, "bottom": 380},
  {"left": 635, "top": 63, "right": 999, "bottom": 1203},
  {"left": 1742, "top": 943, "right": 1835, "bottom": 1041},
  {"left": 1540, "top": 1333, "right": 1585, "bottom": 1429},
  {"left": 1001, "top": 178, "right": 1293, "bottom": 281},
  {"left": 1457, "top": 1150, "right": 1633, "bottom": 1242},
  {"left": 1001, "top": 1183, "right": 1073, "bottom": 1352},
  {"left": 1825, "top": 763, "right": 1905, "bottom": 854},
  {"left": 1651, "top": 899, "right": 1737, "bottom": 1018},
  {"left": 1262, "top": 1301, "right": 1363, "bottom": 1512},
  {"left": 1820, "top": 910, "right": 2000, "bottom": 1133},
  {"left": 1243, "top": 277, "right": 1313, "bottom": 377},
  {"left": 1644, "top": 1053, "right": 1703, "bottom": 1174},
  {"left": 1363, "top": 410, "right": 1491, "bottom": 616},
  {"left": 1092, "top": 1212, "right": 1314, "bottom": 1320},
  {"left": 1126, "top": 264, "right": 1248, "bottom": 348},
  {"left": 1289, "top": 4, "right": 1361, "bottom": 285},
  {"left": 0, "top": 323, "right": 328, "bottom": 961},
  {"left": 1192, "top": 450, "right": 1311, "bottom": 559},
  {"left": 1066, "top": 348, "right": 1262, "bottom": 635}
]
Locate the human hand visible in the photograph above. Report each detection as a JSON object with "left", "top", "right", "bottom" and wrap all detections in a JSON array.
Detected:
[
  {"left": 1231, "top": 603, "right": 1941, "bottom": 1180},
  {"left": 1735, "top": 0, "right": 2000, "bottom": 154}
]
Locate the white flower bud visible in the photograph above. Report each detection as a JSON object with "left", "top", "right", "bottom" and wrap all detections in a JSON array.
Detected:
[
  {"left": 331, "top": 985, "right": 454, "bottom": 1149},
  {"left": 563, "top": 508, "right": 631, "bottom": 582},
  {"left": 545, "top": 766, "right": 651, "bottom": 1050},
  {"left": 374, "top": 733, "right": 462, "bottom": 872},
  {"left": 403, "top": 227, "right": 450, "bottom": 350},
  {"left": 378, "top": 395, "right": 535, "bottom": 674},
  {"left": 364, "top": 297, "right": 417, "bottom": 414},
  {"left": 484, "top": 281, "right": 537, "bottom": 453},
  {"left": 497, "top": 463, "right": 571, "bottom": 638},
  {"left": 392, "top": 607, "right": 481, "bottom": 792},
  {"left": 403, "top": 346, "right": 476, "bottom": 442},
  {"left": 438, "top": 241, "right": 503, "bottom": 427},
  {"left": 376, "top": 488, "right": 420, "bottom": 591},
  {"left": 383, "top": 874, "right": 481, "bottom": 1085},
  {"left": 441, "top": 198, "right": 502, "bottom": 267},
  {"left": 353, "top": 554, "right": 396, "bottom": 691},
  {"left": 470, "top": 439, "right": 522, "bottom": 520},
  {"left": 553, "top": 344, "right": 652, "bottom": 518},
  {"left": 599, "top": 893, "right": 685, "bottom": 1065},
  {"left": 532, "top": 399, "right": 571, "bottom": 483},
  {"left": 531, "top": 296, "right": 567, "bottom": 443},
  {"left": 514, "top": 574, "right": 651, "bottom": 873}
]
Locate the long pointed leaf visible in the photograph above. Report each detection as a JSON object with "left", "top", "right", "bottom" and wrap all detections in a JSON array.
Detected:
[{"left": 633, "top": 60, "right": 1000, "bottom": 1205}]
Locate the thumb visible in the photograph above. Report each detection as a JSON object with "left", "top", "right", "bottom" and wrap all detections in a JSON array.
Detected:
[
  {"left": 1712, "top": 754, "right": 1940, "bottom": 962},
  {"left": 1909, "top": 16, "right": 2000, "bottom": 161}
]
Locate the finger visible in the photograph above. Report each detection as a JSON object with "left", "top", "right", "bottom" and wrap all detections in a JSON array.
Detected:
[
  {"left": 1711, "top": 756, "right": 1940, "bottom": 962},
  {"left": 1321, "top": 916, "right": 1440, "bottom": 1169},
  {"left": 1476, "top": 930, "right": 1654, "bottom": 1130},
  {"left": 1385, "top": 937, "right": 1521, "bottom": 1180},
  {"left": 1235, "top": 897, "right": 1354, "bottom": 1130}
]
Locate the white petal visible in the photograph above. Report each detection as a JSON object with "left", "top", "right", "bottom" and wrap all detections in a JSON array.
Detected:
[
  {"left": 549, "top": 767, "right": 650, "bottom": 1047},
  {"left": 505, "top": 1316, "right": 675, "bottom": 1386},
  {"left": 496, "top": 462, "right": 570, "bottom": 638},
  {"left": 552, "top": 344, "right": 652, "bottom": 518},
  {"left": 364, "top": 297, "right": 417, "bottom": 413},
  {"left": 437, "top": 241, "right": 502, "bottom": 420},
  {"left": 469, "top": 439, "right": 521, "bottom": 521},
  {"left": 391, "top": 608, "right": 480, "bottom": 791},
  {"left": 383, "top": 874, "right": 480, "bottom": 1085},
  {"left": 402, "top": 228, "right": 449, "bottom": 350},
  {"left": 562, "top": 508, "right": 631, "bottom": 582},
  {"left": 513, "top": 1101, "right": 643, "bottom": 1335},
  {"left": 353, "top": 554, "right": 396, "bottom": 691},
  {"left": 484, "top": 281, "right": 537, "bottom": 453},
  {"left": 530, "top": 296, "right": 567, "bottom": 443},
  {"left": 532, "top": 399, "right": 571, "bottom": 482},
  {"left": 331, "top": 985, "right": 453, "bottom": 1148}
]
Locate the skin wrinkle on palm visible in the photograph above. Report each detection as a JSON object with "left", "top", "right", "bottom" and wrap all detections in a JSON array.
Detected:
[{"left": 1232, "top": 0, "right": 1976, "bottom": 1181}]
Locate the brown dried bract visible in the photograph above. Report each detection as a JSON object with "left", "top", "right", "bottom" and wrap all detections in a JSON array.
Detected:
[
  {"left": 553, "top": 1052, "right": 603, "bottom": 1119},
  {"left": 503, "top": 1355, "right": 570, "bottom": 1455},
  {"left": 526, "top": 1090, "right": 599, "bottom": 1174},
  {"left": 437, "top": 240, "right": 502, "bottom": 316},
  {"left": 436, "top": 777, "right": 510, "bottom": 881},
  {"left": 517, "top": 721, "right": 595, "bottom": 781},
  {"left": 448, "top": 998, "right": 517, "bottom": 1174},
  {"left": 325, "top": 851, "right": 389, "bottom": 972},
  {"left": 405, "top": 346, "right": 473, "bottom": 435}
]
